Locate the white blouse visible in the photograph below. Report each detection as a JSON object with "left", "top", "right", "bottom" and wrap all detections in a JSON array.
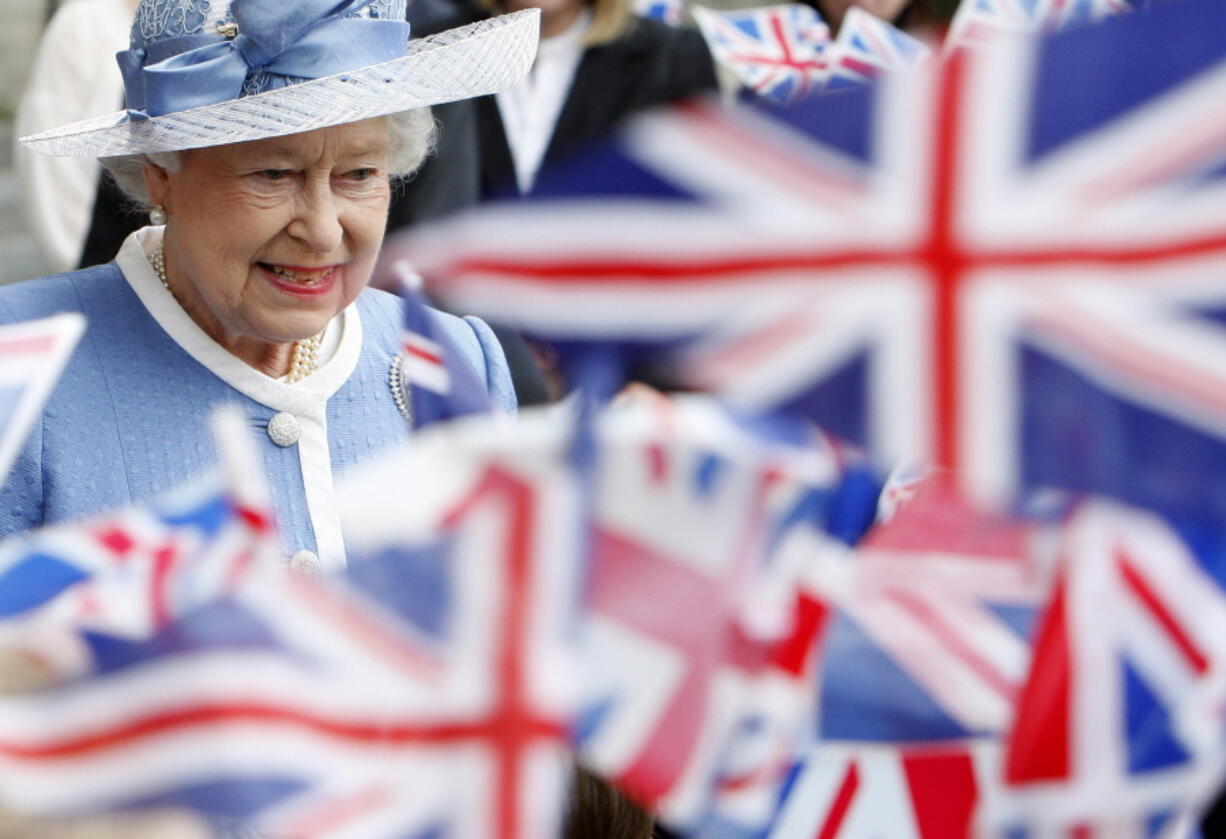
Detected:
[{"left": 495, "top": 9, "right": 591, "bottom": 194}]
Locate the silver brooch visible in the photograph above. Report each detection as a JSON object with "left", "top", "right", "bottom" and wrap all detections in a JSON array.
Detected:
[
  {"left": 216, "top": 20, "right": 239, "bottom": 39},
  {"left": 388, "top": 354, "right": 413, "bottom": 424}
]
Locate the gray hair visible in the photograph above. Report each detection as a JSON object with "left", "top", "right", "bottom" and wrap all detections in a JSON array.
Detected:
[{"left": 101, "top": 108, "right": 436, "bottom": 210}]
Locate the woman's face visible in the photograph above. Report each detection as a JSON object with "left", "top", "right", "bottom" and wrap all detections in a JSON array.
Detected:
[{"left": 147, "top": 117, "right": 391, "bottom": 368}]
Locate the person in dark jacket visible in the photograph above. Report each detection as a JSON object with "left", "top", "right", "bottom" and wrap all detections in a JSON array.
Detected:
[
  {"left": 384, "top": 0, "right": 717, "bottom": 404},
  {"left": 388, "top": 0, "right": 718, "bottom": 225}
]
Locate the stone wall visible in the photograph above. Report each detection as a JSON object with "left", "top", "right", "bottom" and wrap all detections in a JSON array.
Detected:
[{"left": 1, "top": 0, "right": 48, "bottom": 118}]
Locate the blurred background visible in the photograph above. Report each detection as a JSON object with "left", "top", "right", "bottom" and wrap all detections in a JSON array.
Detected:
[{"left": 1, "top": 0, "right": 53, "bottom": 285}]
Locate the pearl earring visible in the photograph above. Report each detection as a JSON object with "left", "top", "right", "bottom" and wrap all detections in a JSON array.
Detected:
[{"left": 149, "top": 205, "right": 167, "bottom": 225}]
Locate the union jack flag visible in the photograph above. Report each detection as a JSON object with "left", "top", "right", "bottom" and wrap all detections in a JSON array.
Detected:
[
  {"left": 404, "top": 0, "right": 1226, "bottom": 526},
  {"left": 769, "top": 741, "right": 1199, "bottom": 839},
  {"left": 825, "top": 7, "right": 931, "bottom": 89},
  {"left": 988, "top": 500, "right": 1226, "bottom": 834},
  {"left": 0, "top": 313, "right": 84, "bottom": 487},
  {"left": 0, "top": 410, "right": 277, "bottom": 681},
  {"left": 765, "top": 485, "right": 1041, "bottom": 837},
  {"left": 946, "top": 0, "right": 1132, "bottom": 52},
  {"left": 816, "top": 477, "right": 1046, "bottom": 743},
  {"left": 767, "top": 742, "right": 986, "bottom": 839},
  {"left": 683, "top": 1, "right": 1226, "bottom": 528},
  {"left": 0, "top": 413, "right": 577, "bottom": 839},
  {"left": 692, "top": 4, "right": 832, "bottom": 104},
  {"left": 766, "top": 743, "right": 1199, "bottom": 839},
  {"left": 392, "top": 262, "right": 496, "bottom": 430},
  {"left": 768, "top": 486, "right": 1213, "bottom": 838},
  {"left": 575, "top": 394, "right": 880, "bottom": 836}
]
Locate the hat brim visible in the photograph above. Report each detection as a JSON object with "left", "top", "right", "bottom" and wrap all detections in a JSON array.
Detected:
[{"left": 20, "top": 9, "right": 540, "bottom": 158}]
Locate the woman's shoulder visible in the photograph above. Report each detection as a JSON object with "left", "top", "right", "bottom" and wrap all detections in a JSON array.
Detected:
[
  {"left": 356, "top": 286, "right": 486, "bottom": 346},
  {"left": 0, "top": 264, "right": 122, "bottom": 323}
]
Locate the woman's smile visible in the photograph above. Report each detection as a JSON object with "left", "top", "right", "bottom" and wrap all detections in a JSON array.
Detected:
[{"left": 257, "top": 262, "right": 343, "bottom": 298}]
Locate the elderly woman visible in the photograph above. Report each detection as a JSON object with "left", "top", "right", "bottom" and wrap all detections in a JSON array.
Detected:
[{"left": 0, "top": 0, "right": 539, "bottom": 570}]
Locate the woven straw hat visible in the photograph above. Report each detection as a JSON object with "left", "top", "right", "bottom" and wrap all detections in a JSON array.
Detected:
[{"left": 20, "top": 0, "right": 539, "bottom": 158}]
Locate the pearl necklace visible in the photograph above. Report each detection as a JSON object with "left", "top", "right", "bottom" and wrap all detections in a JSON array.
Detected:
[{"left": 152, "top": 243, "right": 324, "bottom": 384}]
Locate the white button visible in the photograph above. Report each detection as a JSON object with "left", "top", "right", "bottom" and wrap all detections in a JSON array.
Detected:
[
  {"left": 289, "top": 549, "right": 320, "bottom": 575},
  {"left": 267, "top": 412, "right": 301, "bottom": 447}
]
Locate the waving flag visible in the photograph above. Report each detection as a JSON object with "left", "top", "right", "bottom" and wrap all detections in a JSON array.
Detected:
[
  {"left": 0, "top": 562, "right": 533, "bottom": 839},
  {"left": 693, "top": 4, "right": 832, "bottom": 104},
  {"left": 989, "top": 501, "right": 1226, "bottom": 834},
  {"left": 768, "top": 743, "right": 985, "bottom": 839},
  {"left": 825, "top": 7, "right": 931, "bottom": 89},
  {"left": 0, "top": 411, "right": 578, "bottom": 839},
  {"left": 335, "top": 410, "right": 580, "bottom": 839},
  {"left": 771, "top": 744, "right": 1197, "bottom": 839},
  {"left": 392, "top": 263, "right": 497, "bottom": 430},
  {"left": 816, "top": 478, "right": 1046, "bottom": 743},
  {"left": 685, "top": 0, "right": 1226, "bottom": 527},
  {"left": 0, "top": 409, "right": 278, "bottom": 680},
  {"left": 0, "top": 313, "right": 84, "bottom": 487},
  {"left": 694, "top": 3, "right": 929, "bottom": 100},
  {"left": 769, "top": 483, "right": 1215, "bottom": 838},
  {"left": 760, "top": 478, "right": 1040, "bottom": 839},
  {"left": 575, "top": 395, "right": 881, "bottom": 836},
  {"left": 946, "top": 0, "right": 1131, "bottom": 52},
  {"left": 403, "top": 0, "right": 1226, "bottom": 527}
]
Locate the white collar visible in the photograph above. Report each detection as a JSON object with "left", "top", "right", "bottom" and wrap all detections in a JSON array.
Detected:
[{"left": 116, "top": 227, "right": 363, "bottom": 414}]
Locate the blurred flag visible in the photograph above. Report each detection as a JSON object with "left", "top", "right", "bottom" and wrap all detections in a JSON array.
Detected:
[
  {"left": 773, "top": 744, "right": 1196, "bottom": 838},
  {"left": 768, "top": 483, "right": 1214, "bottom": 838},
  {"left": 394, "top": 92, "right": 870, "bottom": 343},
  {"left": 0, "top": 411, "right": 578, "bottom": 839},
  {"left": 392, "top": 263, "right": 497, "bottom": 429},
  {"left": 759, "top": 478, "right": 1041, "bottom": 839},
  {"left": 333, "top": 423, "right": 580, "bottom": 839},
  {"left": 635, "top": 0, "right": 684, "bottom": 26},
  {"left": 679, "top": 0, "right": 1226, "bottom": 525},
  {"left": 825, "top": 7, "right": 931, "bottom": 88},
  {"left": 816, "top": 477, "right": 1047, "bottom": 743},
  {"left": 402, "top": 0, "right": 1226, "bottom": 525},
  {"left": 575, "top": 395, "right": 881, "bottom": 837},
  {"left": 767, "top": 743, "right": 985, "bottom": 839},
  {"left": 946, "top": 0, "right": 1131, "bottom": 52},
  {"left": 0, "top": 409, "right": 278, "bottom": 681},
  {"left": 740, "top": 475, "right": 1020, "bottom": 834},
  {"left": 990, "top": 501, "right": 1226, "bottom": 834},
  {"left": 0, "top": 313, "right": 84, "bottom": 487},
  {"left": 693, "top": 4, "right": 832, "bottom": 104},
  {"left": 876, "top": 460, "right": 929, "bottom": 523}
]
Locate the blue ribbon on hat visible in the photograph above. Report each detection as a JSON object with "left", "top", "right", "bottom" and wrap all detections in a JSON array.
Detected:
[{"left": 117, "top": 0, "right": 410, "bottom": 120}]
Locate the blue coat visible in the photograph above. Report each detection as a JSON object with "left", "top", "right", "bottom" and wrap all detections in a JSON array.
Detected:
[{"left": 0, "top": 260, "right": 514, "bottom": 566}]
